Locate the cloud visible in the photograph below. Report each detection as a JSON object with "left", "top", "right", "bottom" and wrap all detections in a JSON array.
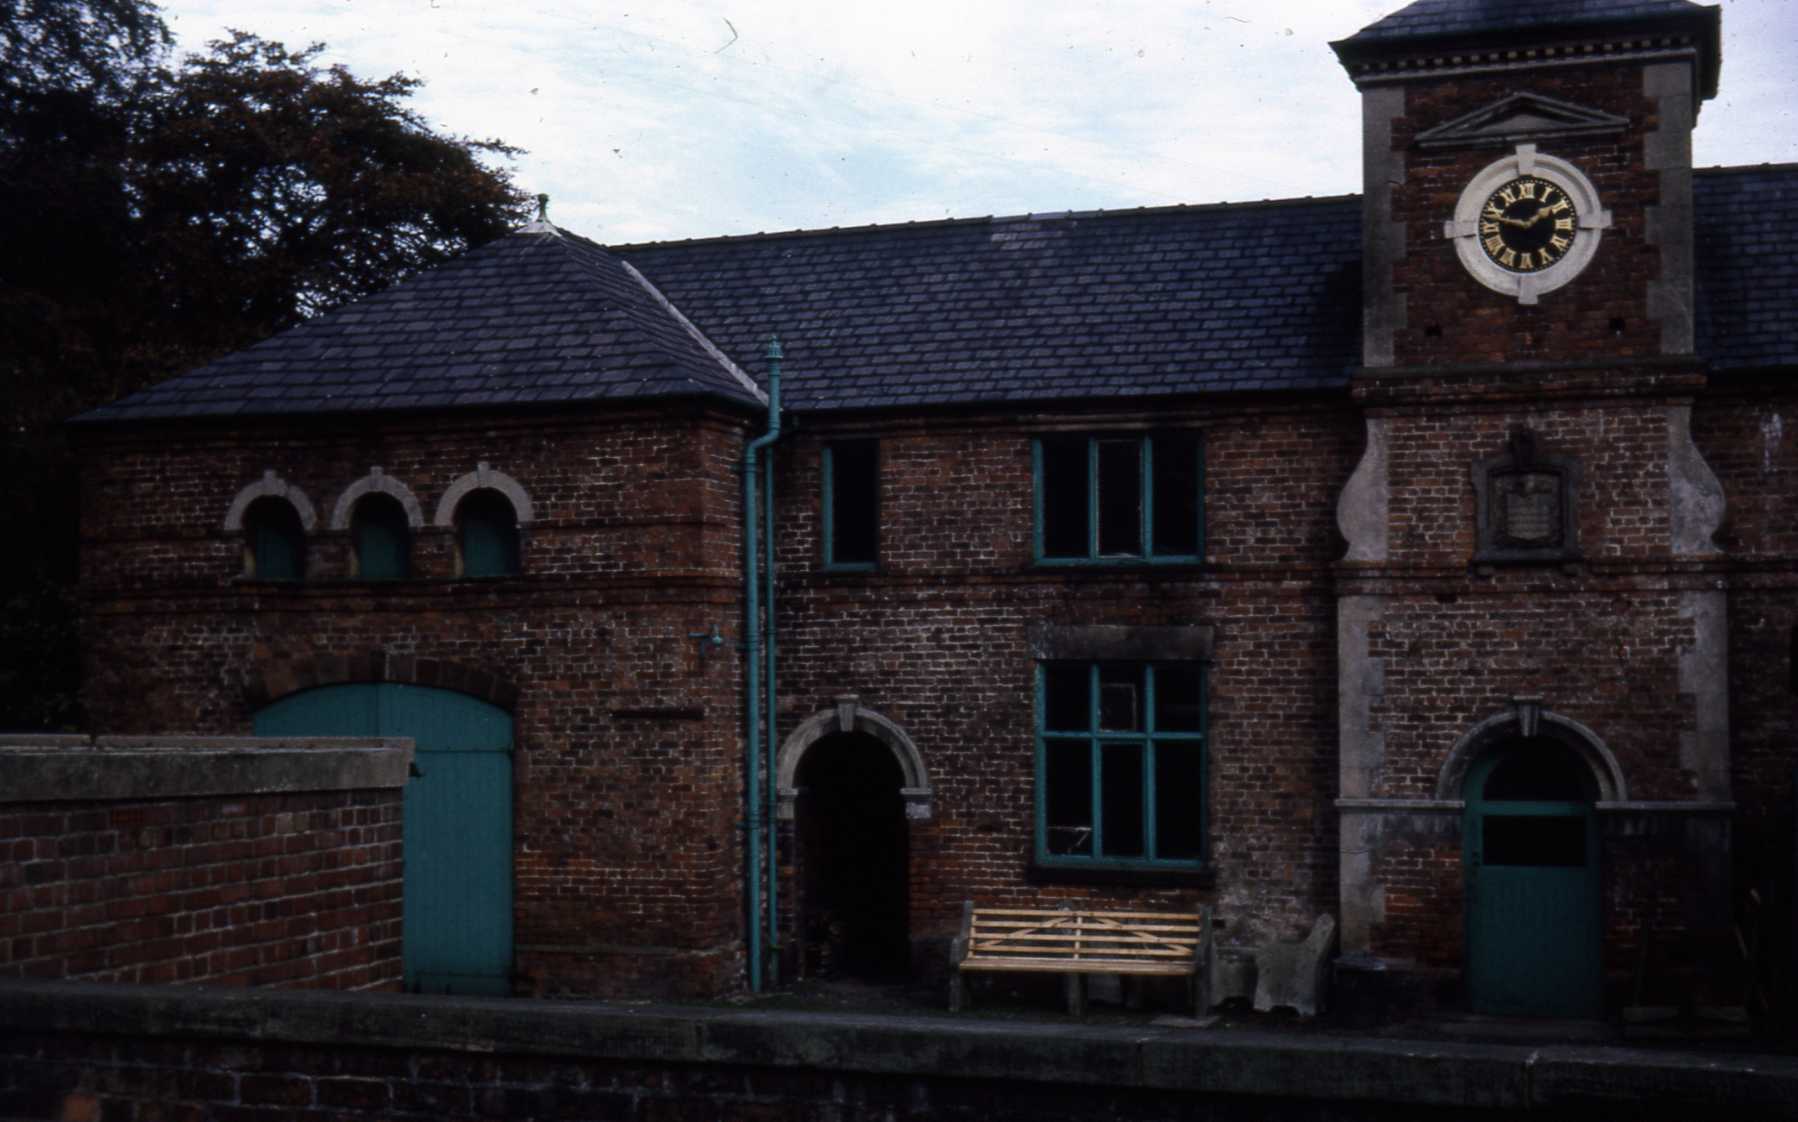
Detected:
[{"left": 156, "top": 0, "right": 1798, "bottom": 244}]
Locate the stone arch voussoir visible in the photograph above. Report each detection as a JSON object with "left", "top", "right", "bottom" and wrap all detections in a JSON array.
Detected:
[
  {"left": 432, "top": 462, "right": 535, "bottom": 527},
  {"left": 776, "top": 696, "right": 932, "bottom": 821},
  {"left": 224, "top": 469, "right": 318, "bottom": 532},
  {"left": 1435, "top": 701, "right": 1627, "bottom": 803},
  {"left": 329, "top": 467, "right": 425, "bottom": 531}
]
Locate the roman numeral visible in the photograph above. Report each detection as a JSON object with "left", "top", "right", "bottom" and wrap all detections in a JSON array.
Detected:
[
  {"left": 1518, "top": 181, "right": 1537, "bottom": 200},
  {"left": 1499, "top": 248, "right": 1518, "bottom": 268},
  {"left": 1498, "top": 187, "right": 1518, "bottom": 206},
  {"left": 1550, "top": 234, "right": 1572, "bottom": 251},
  {"left": 1518, "top": 252, "right": 1535, "bottom": 269},
  {"left": 1481, "top": 221, "right": 1500, "bottom": 235},
  {"left": 1485, "top": 235, "right": 1506, "bottom": 256}
]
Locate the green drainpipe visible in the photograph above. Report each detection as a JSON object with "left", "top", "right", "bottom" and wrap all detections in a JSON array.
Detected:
[
  {"left": 763, "top": 373, "right": 781, "bottom": 985},
  {"left": 743, "top": 335, "right": 782, "bottom": 992}
]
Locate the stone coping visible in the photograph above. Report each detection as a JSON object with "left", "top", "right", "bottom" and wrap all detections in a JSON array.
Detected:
[
  {"left": 0, "top": 737, "right": 413, "bottom": 802},
  {"left": 2, "top": 980, "right": 1796, "bottom": 1114}
]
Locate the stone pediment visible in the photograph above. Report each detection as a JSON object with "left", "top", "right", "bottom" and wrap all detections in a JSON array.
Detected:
[{"left": 1414, "top": 92, "right": 1630, "bottom": 151}]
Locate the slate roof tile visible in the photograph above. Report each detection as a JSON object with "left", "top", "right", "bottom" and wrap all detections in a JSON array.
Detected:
[
  {"left": 79, "top": 165, "right": 1796, "bottom": 425},
  {"left": 1339, "top": 0, "right": 1710, "bottom": 43},
  {"left": 79, "top": 229, "right": 764, "bottom": 424}
]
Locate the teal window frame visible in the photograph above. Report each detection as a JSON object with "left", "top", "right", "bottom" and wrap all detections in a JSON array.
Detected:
[
  {"left": 457, "top": 490, "right": 521, "bottom": 578},
  {"left": 822, "top": 439, "right": 879, "bottom": 572},
  {"left": 1034, "top": 661, "right": 1208, "bottom": 871},
  {"left": 1031, "top": 432, "right": 1204, "bottom": 566},
  {"left": 352, "top": 494, "right": 412, "bottom": 581},
  {"left": 244, "top": 496, "right": 305, "bottom": 582}
]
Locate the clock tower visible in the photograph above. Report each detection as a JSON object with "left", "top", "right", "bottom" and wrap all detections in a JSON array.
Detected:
[{"left": 1327, "top": 2, "right": 1735, "bottom": 1018}]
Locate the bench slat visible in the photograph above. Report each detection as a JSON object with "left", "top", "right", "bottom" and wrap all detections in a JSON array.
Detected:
[
  {"left": 960, "top": 957, "right": 1194, "bottom": 976},
  {"left": 974, "top": 909, "right": 1201, "bottom": 921}
]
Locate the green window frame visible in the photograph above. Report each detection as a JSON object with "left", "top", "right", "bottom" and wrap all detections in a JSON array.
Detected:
[
  {"left": 1032, "top": 432, "right": 1203, "bottom": 565},
  {"left": 822, "top": 439, "right": 879, "bottom": 571},
  {"left": 458, "top": 489, "right": 521, "bottom": 578},
  {"left": 243, "top": 496, "right": 306, "bottom": 581},
  {"left": 1035, "top": 661, "right": 1207, "bottom": 870},
  {"left": 352, "top": 493, "right": 412, "bottom": 581}
]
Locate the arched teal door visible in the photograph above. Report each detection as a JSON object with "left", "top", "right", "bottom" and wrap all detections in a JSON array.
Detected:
[
  {"left": 255, "top": 683, "right": 514, "bottom": 994},
  {"left": 1464, "top": 738, "right": 1602, "bottom": 1017}
]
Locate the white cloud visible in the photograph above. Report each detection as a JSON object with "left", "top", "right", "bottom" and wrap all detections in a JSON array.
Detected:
[{"left": 156, "top": 0, "right": 1798, "bottom": 244}]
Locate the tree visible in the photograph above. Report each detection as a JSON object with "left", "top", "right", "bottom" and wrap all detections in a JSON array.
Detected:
[{"left": 0, "top": 1, "right": 531, "bottom": 728}]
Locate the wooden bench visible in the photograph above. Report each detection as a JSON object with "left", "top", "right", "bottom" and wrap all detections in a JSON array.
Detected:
[{"left": 949, "top": 901, "right": 1212, "bottom": 1016}]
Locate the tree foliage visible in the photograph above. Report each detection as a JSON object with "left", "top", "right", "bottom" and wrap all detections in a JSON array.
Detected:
[{"left": 0, "top": 0, "right": 531, "bottom": 728}]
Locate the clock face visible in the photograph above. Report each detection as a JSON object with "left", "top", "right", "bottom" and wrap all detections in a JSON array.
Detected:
[{"left": 1478, "top": 175, "right": 1579, "bottom": 274}]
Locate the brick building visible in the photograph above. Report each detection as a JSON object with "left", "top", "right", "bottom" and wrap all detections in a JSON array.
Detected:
[{"left": 70, "top": 0, "right": 1797, "bottom": 1017}]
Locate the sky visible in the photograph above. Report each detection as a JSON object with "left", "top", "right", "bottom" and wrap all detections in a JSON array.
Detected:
[{"left": 152, "top": 0, "right": 1798, "bottom": 246}]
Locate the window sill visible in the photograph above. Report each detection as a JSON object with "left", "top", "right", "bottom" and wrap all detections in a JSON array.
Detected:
[
  {"left": 1032, "top": 556, "right": 1205, "bottom": 570},
  {"left": 1027, "top": 859, "right": 1213, "bottom": 889},
  {"left": 819, "top": 562, "right": 879, "bottom": 575}
]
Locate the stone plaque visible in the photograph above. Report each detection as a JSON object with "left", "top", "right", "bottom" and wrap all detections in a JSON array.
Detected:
[{"left": 1473, "top": 428, "right": 1579, "bottom": 564}]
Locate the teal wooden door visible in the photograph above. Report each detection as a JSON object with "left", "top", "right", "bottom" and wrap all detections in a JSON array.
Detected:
[
  {"left": 255, "top": 683, "right": 514, "bottom": 994},
  {"left": 1464, "top": 741, "right": 1601, "bottom": 1017}
]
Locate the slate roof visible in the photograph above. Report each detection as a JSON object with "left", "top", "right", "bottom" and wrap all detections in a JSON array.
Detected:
[
  {"left": 619, "top": 198, "right": 1363, "bottom": 413},
  {"left": 77, "top": 165, "right": 1798, "bottom": 425},
  {"left": 1695, "top": 165, "right": 1798, "bottom": 373},
  {"left": 78, "top": 226, "right": 764, "bottom": 424},
  {"left": 1337, "top": 0, "right": 1713, "bottom": 45}
]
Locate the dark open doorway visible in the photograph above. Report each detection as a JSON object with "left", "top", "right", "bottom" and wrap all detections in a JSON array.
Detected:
[{"left": 796, "top": 732, "right": 909, "bottom": 980}]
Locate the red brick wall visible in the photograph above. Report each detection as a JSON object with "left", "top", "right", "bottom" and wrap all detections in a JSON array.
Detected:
[
  {"left": 76, "top": 407, "right": 755, "bottom": 999},
  {"left": 0, "top": 789, "right": 401, "bottom": 989},
  {"left": 768, "top": 403, "right": 1359, "bottom": 950},
  {"left": 1386, "top": 64, "right": 1668, "bottom": 368}
]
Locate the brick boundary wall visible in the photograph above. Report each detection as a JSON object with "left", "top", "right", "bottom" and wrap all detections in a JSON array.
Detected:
[
  {"left": 3, "top": 980, "right": 1797, "bottom": 1121},
  {"left": 0, "top": 737, "right": 411, "bottom": 990}
]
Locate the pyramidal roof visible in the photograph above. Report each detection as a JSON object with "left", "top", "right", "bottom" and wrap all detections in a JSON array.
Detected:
[
  {"left": 1336, "top": 0, "right": 1716, "bottom": 46},
  {"left": 79, "top": 225, "right": 765, "bottom": 424}
]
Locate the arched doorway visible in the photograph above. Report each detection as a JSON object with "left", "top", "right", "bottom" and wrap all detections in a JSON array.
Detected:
[
  {"left": 254, "top": 682, "right": 514, "bottom": 995},
  {"left": 1463, "top": 736, "right": 1602, "bottom": 1017},
  {"left": 795, "top": 732, "right": 909, "bottom": 980}
]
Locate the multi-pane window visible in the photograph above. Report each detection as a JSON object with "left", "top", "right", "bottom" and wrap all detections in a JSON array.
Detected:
[
  {"left": 1036, "top": 661, "right": 1206, "bottom": 869},
  {"left": 1034, "top": 432, "right": 1202, "bottom": 563},
  {"left": 823, "top": 439, "right": 879, "bottom": 569}
]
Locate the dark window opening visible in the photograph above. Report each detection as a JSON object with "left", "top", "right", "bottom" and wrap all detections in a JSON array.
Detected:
[
  {"left": 1036, "top": 432, "right": 1202, "bottom": 562},
  {"left": 1483, "top": 816, "right": 1586, "bottom": 867},
  {"left": 1039, "top": 437, "right": 1088, "bottom": 559},
  {"left": 352, "top": 494, "right": 412, "bottom": 581},
  {"left": 458, "top": 490, "right": 520, "bottom": 577},
  {"left": 1096, "top": 440, "right": 1141, "bottom": 555},
  {"left": 244, "top": 496, "right": 305, "bottom": 581},
  {"left": 1037, "top": 661, "right": 1206, "bottom": 869},
  {"left": 1482, "top": 740, "right": 1595, "bottom": 802},
  {"left": 824, "top": 440, "right": 879, "bottom": 568},
  {"left": 796, "top": 733, "right": 909, "bottom": 979}
]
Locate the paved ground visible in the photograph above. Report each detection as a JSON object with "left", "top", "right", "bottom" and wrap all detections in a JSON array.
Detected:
[{"left": 732, "top": 973, "right": 1788, "bottom": 1054}]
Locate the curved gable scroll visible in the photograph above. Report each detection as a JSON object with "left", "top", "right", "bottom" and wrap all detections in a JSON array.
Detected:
[
  {"left": 330, "top": 467, "right": 425, "bottom": 531},
  {"left": 224, "top": 470, "right": 318, "bottom": 532},
  {"left": 433, "top": 462, "right": 535, "bottom": 527},
  {"left": 776, "top": 696, "right": 932, "bottom": 821}
]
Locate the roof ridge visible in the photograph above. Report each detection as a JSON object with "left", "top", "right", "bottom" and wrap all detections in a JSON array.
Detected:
[
  {"left": 540, "top": 233, "right": 762, "bottom": 405},
  {"left": 608, "top": 193, "right": 1360, "bottom": 253},
  {"left": 618, "top": 260, "right": 767, "bottom": 405}
]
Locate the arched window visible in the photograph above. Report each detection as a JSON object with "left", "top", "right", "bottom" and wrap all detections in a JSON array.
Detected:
[
  {"left": 243, "top": 496, "right": 306, "bottom": 581},
  {"left": 352, "top": 493, "right": 412, "bottom": 580},
  {"left": 457, "top": 490, "right": 521, "bottom": 577}
]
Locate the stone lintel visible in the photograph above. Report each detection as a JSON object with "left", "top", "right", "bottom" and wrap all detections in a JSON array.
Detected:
[{"left": 0, "top": 737, "right": 414, "bottom": 803}]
